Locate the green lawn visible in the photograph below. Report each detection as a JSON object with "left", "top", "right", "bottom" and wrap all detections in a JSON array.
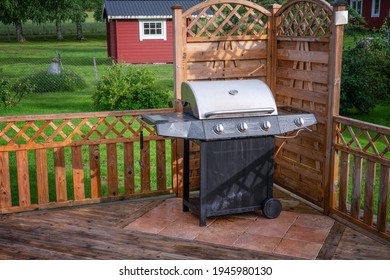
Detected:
[{"left": 0, "top": 37, "right": 174, "bottom": 116}]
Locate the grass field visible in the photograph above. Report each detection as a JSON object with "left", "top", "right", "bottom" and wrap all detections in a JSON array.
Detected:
[{"left": 0, "top": 36, "right": 174, "bottom": 116}]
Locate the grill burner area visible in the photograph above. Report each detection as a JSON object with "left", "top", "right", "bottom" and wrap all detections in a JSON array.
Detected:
[{"left": 142, "top": 79, "right": 317, "bottom": 226}]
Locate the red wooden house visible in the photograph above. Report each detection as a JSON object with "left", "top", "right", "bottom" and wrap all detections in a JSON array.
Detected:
[
  {"left": 349, "top": 0, "right": 390, "bottom": 29},
  {"left": 103, "top": 0, "right": 202, "bottom": 64}
]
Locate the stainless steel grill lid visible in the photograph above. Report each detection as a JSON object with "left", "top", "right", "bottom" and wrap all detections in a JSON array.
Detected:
[{"left": 182, "top": 79, "right": 278, "bottom": 119}]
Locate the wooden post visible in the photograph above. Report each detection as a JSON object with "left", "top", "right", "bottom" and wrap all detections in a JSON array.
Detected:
[
  {"left": 270, "top": 4, "right": 281, "bottom": 95},
  {"left": 172, "top": 5, "right": 184, "bottom": 112},
  {"left": 172, "top": 5, "right": 184, "bottom": 197},
  {"left": 324, "top": 1, "right": 347, "bottom": 214}
]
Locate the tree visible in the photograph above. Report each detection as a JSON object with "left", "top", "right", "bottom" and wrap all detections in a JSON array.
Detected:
[
  {"left": 0, "top": 0, "right": 33, "bottom": 42},
  {"left": 71, "top": 0, "right": 103, "bottom": 40},
  {"left": 32, "top": 0, "right": 74, "bottom": 40}
]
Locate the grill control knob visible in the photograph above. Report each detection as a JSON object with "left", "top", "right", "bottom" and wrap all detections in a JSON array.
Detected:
[
  {"left": 213, "top": 124, "right": 224, "bottom": 135},
  {"left": 237, "top": 122, "right": 248, "bottom": 133},
  {"left": 294, "top": 117, "right": 305, "bottom": 127},
  {"left": 261, "top": 121, "right": 272, "bottom": 131}
]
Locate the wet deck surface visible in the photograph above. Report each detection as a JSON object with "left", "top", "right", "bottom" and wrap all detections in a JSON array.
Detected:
[{"left": 0, "top": 187, "right": 389, "bottom": 260}]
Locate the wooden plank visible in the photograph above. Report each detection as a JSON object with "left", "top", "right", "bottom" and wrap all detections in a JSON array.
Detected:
[
  {"left": 276, "top": 36, "right": 330, "bottom": 42},
  {"left": 377, "top": 165, "right": 389, "bottom": 233},
  {"left": 316, "top": 222, "right": 346, "bottom": 260},
  {"left": 275, "top": 140, "right": 324, "bottom": 162},
  {"left": 16, "top": 150, "right": 30, "bottom": 207},
  {"left": 277, "top": 49, "right": 329, "bottom": 64},
  {"left": 338, "top": 152, "right": 350, "bottom": 213},
  {"left": 363, "top": 160, "right": 376, "bottom": 225},
  {"left": 274, "top": 157, "right": 323, "bottom": 182},
  {"left": 186, "top": 40, "right": 267, "bottom": 52},
  {"left": 0, "top": 108, "right": 175, "bottom": 123},
  {"left": 89, "top": 144, "right": 101, "bottom": 199},
  {"left": 186, "top": 34, "right": 268, "bottom": 43},
  {"left": 156, "top": 140, "right": 166, "bottom": 191},
  {"left": 0, "top": 151, "right": 12, "bottom": 208},
  {"left": 351, "top": 156, "right": 363, "bottom": 219},
  {"left": 276, "top": 84, "right": 327, "bottom": 105},
  {"left": 186, "top": 49, "right": 267, "bottom": 62},
  {"left": 106, "top": 143, "right": 118, "bottom": 196},
  {"left": 35, "top": 149, "right": 49, "bottom": 204},
  {"left": 123, "top": 142, "right": 135, "bottom": 195},
  {"left": 71, "top": 145, "right": 85, "bottom": 201},
  {"left": 187, "top": 65, "right": 267, "bottom": 80},
  {"left": 276, "top": 67, "right": 328, "bottom": 84},
  {"left": 140, "top": 140, "right": 151, "bottom": 193},
  {"left": 0, "top": 136, "right": 166, "bottom": 153},
  {"left": 54, "top": 147, "right": 67, "bottom": 202}
]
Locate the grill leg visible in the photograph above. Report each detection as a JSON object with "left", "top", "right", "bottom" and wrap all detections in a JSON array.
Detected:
[
  {"left": 199, "top": 141, "right": 207, "bottom": 227},
  {"left": 183, "top": 139, "right": 189, "bottom": 212}
]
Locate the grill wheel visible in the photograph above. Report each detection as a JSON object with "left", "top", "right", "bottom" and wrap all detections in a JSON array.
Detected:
[{"left": 262, "top": 198, "right": 282, "bottom": 219}]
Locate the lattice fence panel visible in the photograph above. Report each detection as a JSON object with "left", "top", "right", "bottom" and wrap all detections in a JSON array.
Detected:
[
  {"left": 0, "top": 113, "right": 161, "bottom": 151},
  {"left": 276, "top": 0, "right": 332, "bottom": 38},
  {"left": 333, "top": 116, "right": 390, "bottom": 241},
  {"left": 186, "top": 2, "right": 269, "bottom": 39}
]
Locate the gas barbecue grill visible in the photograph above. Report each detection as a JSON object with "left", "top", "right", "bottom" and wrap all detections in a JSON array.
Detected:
[{"left": 142, "top": 79, "right": 316, "bottom": 226}]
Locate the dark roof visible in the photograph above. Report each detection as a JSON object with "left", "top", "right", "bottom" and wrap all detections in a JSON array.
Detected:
[{"left": 103, "top": 0, "right": 203, "bottom": 19}]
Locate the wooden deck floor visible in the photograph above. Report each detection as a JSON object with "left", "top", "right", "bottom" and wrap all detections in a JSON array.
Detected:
[{"left": 0, "top": 187, "right": 389, "bottom": 260}]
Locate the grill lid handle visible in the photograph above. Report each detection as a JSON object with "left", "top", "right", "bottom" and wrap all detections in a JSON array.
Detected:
[{"left": 204, "top": 107, "right": 275, "bottom": 118}]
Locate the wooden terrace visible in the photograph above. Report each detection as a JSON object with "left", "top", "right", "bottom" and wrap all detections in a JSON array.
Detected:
[
  {"left": 0, "top": 0, "right": 389, "bottom": 260},
  {"left": 0, "top": 187, "right": 388, "bottom": 260}
]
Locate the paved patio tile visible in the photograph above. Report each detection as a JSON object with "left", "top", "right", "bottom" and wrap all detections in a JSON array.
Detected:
[
  {"left": 274, "top": 238, "right": 323, "bottom": 259},
  {"left": 207, "top": 216, "right": 253, "bottom": 232},
  {"left": 234, "top": 233, "right": 281, "bottom": 253},
  {"left": 195, "top": 227, "right": 243, "bottom": 246},
  {"left": 284, "top": 225, "right": 330, "bottom": 243},
  {"left": 245, "top": 218, "right": 293, "bottom": 238}
]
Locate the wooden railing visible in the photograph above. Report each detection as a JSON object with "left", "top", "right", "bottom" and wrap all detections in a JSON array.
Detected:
[
  {"left": 0, "top": 108, "right": 176, "bottom": 214},
  {"left": 331, "top": 116, "right": 390, "bottom": 241}
]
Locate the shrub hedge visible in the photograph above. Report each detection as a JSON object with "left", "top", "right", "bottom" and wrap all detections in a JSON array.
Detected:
[{"left": 93, "top": 63, "right": 171, "bottom": 110}]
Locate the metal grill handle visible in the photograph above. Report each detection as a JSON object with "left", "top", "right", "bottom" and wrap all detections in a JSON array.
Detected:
[{"left": 204, "top": 107, "right": 275, "bottom": 118}]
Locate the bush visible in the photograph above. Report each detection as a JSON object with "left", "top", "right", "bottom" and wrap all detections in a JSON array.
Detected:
[
  {"left": 93, "top": 63, "right": 171, "bottom": 110},
  {"left": 0, "top": 78, "right": 35, "bottom": 109},
  {"left": 340, "top": 29, "right": 390, "bottom": 114},
  {"left": 21, "top": 69, "right": 87, "bottom": 93}
]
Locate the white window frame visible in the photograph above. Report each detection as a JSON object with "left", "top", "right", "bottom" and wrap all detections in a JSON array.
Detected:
[
  {"left": 139, "top": 20, "right": 166, "bottom": 41},
  {"left": 371, "top": 0, "right": 380, "bottom": 17},
  {"left": 350, "top": 0, "right": 363, "bottom": 15}
]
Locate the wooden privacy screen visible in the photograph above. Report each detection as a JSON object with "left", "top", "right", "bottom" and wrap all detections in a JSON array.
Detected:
[
  {"left": 273, "top": 0, "right": 334, "bottom": 206},
  {"left": 0, "top": 109, "right": 175, "bottom": 213},
  {"left": 173, "top": 0, "right": 338, "bottom": 208}
]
